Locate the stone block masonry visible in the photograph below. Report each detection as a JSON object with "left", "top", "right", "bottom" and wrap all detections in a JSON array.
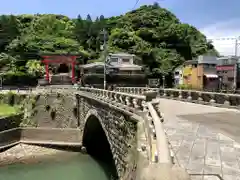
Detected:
[
  {"left": 76, "top": 93, "right": 139, "bottom": 179},
  {"left": 23, "top": 92, "right": 79, "bottom": 128}
]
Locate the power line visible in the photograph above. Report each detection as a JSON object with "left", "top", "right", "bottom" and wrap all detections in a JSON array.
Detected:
[{"left": 132, "top": 0, "right": 140, "bottom": 10}]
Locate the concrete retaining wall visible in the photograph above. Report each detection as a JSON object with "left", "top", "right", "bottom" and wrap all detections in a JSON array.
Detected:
[
  {"left": 0, "top": 128, "right": 82, "bottom": 150},
  {"left": 0, "top": 128, "right": 21, "bottom": 149},
  {"left": 0, "top": 114, "right": 23, "bottom": 131}
]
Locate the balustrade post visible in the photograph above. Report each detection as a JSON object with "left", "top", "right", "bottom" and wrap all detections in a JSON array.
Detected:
[
  {"left": 209, "top": 93, "right": 216, "bottom": 105},
  {"left": 144, "top": 91, "right": 158, "bottom": 102},
  {"left": 224, "top": 94, "right": 230, "bottom": 106},
  {"left": 138, "top": 88, "right": 141, "bottom": 95},
  {"left": 178, "top": 90, "right": 182, "bottom": 99},
  {"left": 134, "top": 88, "right": 137, "bottom": 94},
  {"left": 107, "top": 91, "right": 111, "bottom": 99},
  {"left": 125, "top": 96, "right": 131, "bottom": 107},
  {"left": 110, "top": 92, "right": 114, "bottom": 101},
  {"left": 197, "top": 92, "right": 203, "bottom": 103},
  {"left": 113, "top": 93, "right": 118, "bottom": 102},
  {"left": 133, "top": 98, "right": 140, "bottom": 110},
  {"left": 187, "top": 91, "right": 192, "bottom": 101},
  {"left": 119, "top": 95, "right": 125, "bottom": 104},
  {"left": 163, "top": 89, "right": 167, "bottom": 97},
  {"left": 170, "top": 91, "right": 174, "bottom": 98}
]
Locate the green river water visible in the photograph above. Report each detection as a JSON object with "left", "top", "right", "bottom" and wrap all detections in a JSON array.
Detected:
[{"left": 0, "top": 152, "right": 113, "bottom": 180}]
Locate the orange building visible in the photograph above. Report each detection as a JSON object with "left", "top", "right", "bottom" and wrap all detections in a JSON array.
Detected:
[{"left": 182, "top": 56, "right": 219, "bottom": 90}]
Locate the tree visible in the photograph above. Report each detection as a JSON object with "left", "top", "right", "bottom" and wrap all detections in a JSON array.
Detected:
[
  {"left": 0, "top": 15, "right": 21, "bottom": 52},
  {"left": 108, "top": 4, "right": 218, "bottom": 74},
  {"left": 26, "top": 60, "right": 44, "bottom": 77},
  {"left": 0, "top": 4, "right": 218, "bottom": 80}
]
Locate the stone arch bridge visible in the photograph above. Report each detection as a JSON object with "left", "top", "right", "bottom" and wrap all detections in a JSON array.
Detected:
[
  {"left": 0, "top": 87, "right": 190, "bottom": 180},
  {"left": 75, "top": 87, "right": 189, "bottom": 180}
]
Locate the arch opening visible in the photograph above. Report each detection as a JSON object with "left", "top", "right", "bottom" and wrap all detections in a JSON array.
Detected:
[
  {"left": 58, "top": 63, "right": 69, "bottom": 73},
  {"left": 82, "top": 115, "right": 118, "bottom": 179}
]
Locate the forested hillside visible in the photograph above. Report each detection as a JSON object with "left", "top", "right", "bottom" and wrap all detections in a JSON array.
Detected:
[{"left": 0, "top": 3, "right": 218, "bottom": 80}]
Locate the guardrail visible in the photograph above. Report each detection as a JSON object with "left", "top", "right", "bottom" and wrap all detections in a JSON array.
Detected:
[
  {"left": 116, "top": 87, "right": 240, "bottom": 109},
  {"left": 79, "top": 87, "right": 172, "bottom": 165}
]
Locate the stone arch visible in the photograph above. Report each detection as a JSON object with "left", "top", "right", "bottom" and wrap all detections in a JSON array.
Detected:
[{"left": 82, "top": 110, "right": 118, "bottom": 179}]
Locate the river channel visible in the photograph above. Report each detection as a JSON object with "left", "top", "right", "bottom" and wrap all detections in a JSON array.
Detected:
[{"left": 0, "top": 151, "right": 113, "bottom": 180}]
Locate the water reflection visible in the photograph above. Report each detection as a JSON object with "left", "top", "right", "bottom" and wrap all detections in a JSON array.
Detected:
[{"left": 0, "top": 152, "right": 113, "bottom": 180}]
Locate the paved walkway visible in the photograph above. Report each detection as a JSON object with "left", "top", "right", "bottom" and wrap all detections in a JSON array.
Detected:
[{"left": 159, "top": 98, "right": 240, "bottom": 180}]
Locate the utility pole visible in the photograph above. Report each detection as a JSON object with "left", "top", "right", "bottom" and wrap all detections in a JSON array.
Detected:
[
  {"left": 208, "top": 36, "right": 240, "bottom": 91},
  {"left": 101, "top": 28, "right": 108, "bottom": 90},
  {"left": 233, "top": 38, "right": 239, "bottom": 91}
]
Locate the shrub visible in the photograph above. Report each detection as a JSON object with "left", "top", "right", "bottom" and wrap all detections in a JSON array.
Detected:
[
  {"left": 1, "top": 71, "right": 38, "bottom": 86},
  {"left": 176, "top": 84, "right": 192, "bottom": 89}
]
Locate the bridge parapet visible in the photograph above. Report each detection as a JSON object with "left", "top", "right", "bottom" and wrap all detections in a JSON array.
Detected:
[
  {"left": 114, "top": 87, "right": 192, "bottom": 179},
  {"left": 80, "top": 87, "right": 170, "bottom": 163},
  {"left": 116, "top": 87, "right": 240, "bottom": 109},
  {"left": 78, "top": 87, "right": 189, "bottom": 180}
]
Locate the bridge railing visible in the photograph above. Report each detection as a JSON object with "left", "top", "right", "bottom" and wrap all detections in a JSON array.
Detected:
[
  {"left": 116, "top": 87, "right": 240, "bottom": 109},
  {"left": 79, "top": 87, "right": 148, "bottom": 113},
  {"left": 100, "top": 88, "right": 172, "bottom": 164}
]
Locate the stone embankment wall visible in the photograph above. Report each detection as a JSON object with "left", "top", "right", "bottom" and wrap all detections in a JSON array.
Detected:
[
  {"left": 0, "top": 92, "right": 82, "bottom": 150},
  {"left": 23, "top": 92, "right": 79, "bottom": 128}
]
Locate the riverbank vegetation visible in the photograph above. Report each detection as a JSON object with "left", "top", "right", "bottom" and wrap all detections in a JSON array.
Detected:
[
  {"left": 0, "top": 3, "right": 218, "bottom": 82},
  {"left": 0, "top": 103, "right": 19, "bottom": 116}
]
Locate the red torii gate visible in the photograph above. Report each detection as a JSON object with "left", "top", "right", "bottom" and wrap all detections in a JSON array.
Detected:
[{"left": 41, "top": 54, "right": 79, "bottom": 83}]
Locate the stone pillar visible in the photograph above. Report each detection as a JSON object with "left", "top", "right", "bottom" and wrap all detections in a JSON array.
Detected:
[
  {"left": 71, "top": 61, "right": 75, "bottom": 83},
  {"left": 45, "top": 63, "right": 49, "bottom": 82},
  {"left": 144, "top": 91, "right": 158, "bottom": 102}
]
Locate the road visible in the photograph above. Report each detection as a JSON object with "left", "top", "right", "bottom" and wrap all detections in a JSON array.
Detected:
[{"left": 159, "top": 98, "right": 240, "bottom": 180}]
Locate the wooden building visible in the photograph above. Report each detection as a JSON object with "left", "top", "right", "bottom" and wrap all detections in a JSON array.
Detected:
[{"left": 80, "top": 53, "right": 147, "bottom": 88}]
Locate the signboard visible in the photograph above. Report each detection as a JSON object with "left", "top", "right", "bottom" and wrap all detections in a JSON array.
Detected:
[
  {"left": 183, "top": 67, "right": 192, "bottom": 76},
  {"left": 216, "top": 65, "right": 234, "bottom": 71}
]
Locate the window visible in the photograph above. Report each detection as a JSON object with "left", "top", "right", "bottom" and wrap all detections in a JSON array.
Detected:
[
  {"left": 228, "top": 77, "right": 234, "bottom": 81},
  {"left": 110, "top": 58, "right": 118, "bottom": 63},
  {"left": 203, "top": 64, "right": 209, "bottom": 68},
  {"left": 122, "top": 58, "right": 130, "bottom": 63}
]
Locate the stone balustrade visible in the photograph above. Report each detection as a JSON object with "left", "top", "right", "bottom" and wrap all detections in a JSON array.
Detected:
[
  {"left": 79, "top": 87, "right": 148, "bottom": 114},
  {"left": 116, "top": 87, "right": 240, "bottom": 109},
  {"left": 116, "top": 87, "right": 172, "bottom": 164},
  {"left": 80, "top": 87, "right": 172, "bottom": 166}
]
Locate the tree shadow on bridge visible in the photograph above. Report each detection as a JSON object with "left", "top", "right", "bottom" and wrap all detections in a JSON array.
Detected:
[{"left": 82, "top": 115, "right": 118, "bottom": 180}]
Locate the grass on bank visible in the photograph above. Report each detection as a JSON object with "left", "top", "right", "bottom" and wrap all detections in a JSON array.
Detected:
[{"left": 0, "top": 104, "right": 19, "bottom": 116}]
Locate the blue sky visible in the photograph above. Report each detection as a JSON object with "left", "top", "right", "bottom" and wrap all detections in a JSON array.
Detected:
[{"left": 1, "top": 0, "right": 240, "bottom": 56}]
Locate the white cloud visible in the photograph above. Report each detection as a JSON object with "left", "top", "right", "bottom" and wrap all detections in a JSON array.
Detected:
[{"left": 200, "top": 18, "right": 240, "bottom": 56}]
